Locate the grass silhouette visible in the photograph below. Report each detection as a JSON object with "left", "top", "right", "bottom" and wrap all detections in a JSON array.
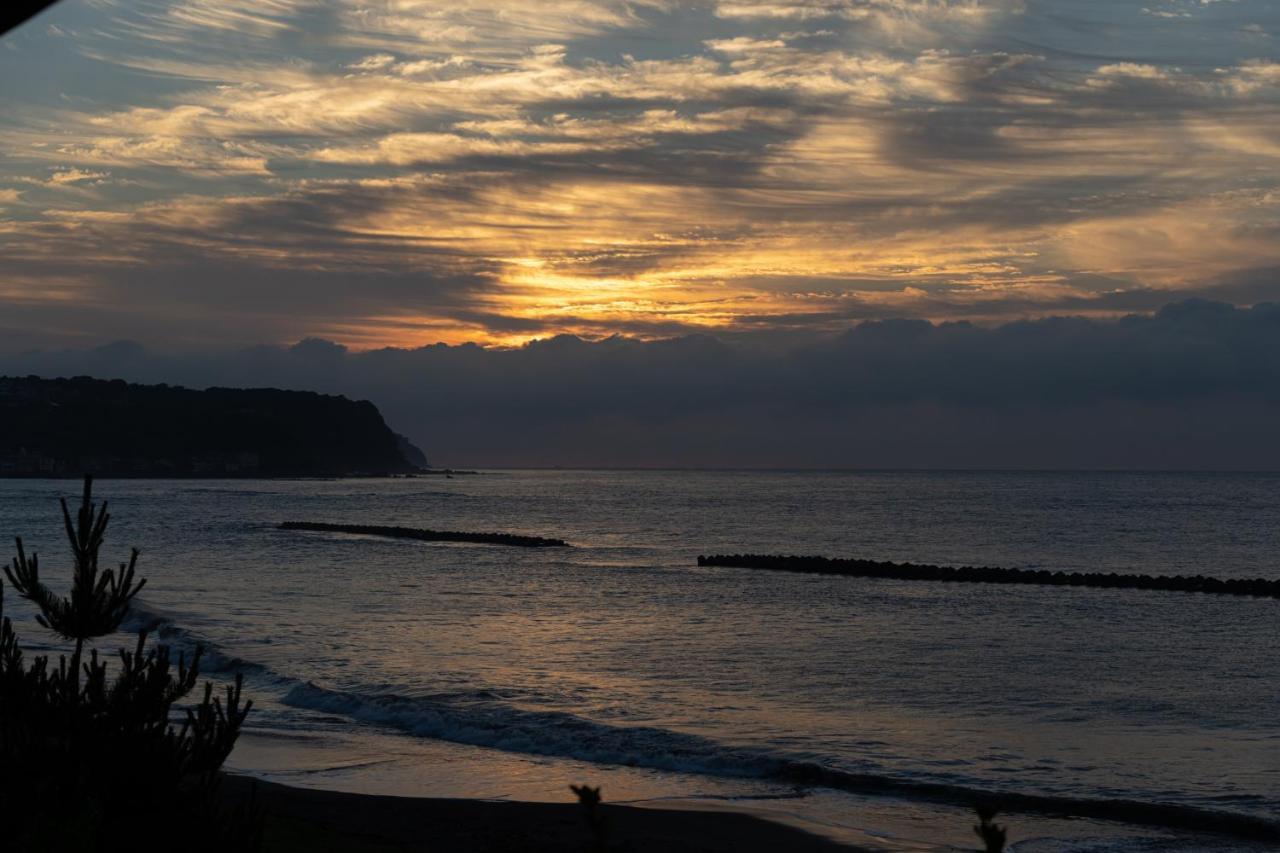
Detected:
[
  {"left": 973, "top": 805, "right": 1008, "bottom": 852},
  {"left": 571, "top": 783, "right": 612, "bottom": 852}
]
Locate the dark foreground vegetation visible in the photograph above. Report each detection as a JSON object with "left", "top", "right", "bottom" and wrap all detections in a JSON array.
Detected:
[
  {"left": 281, "top": 521, "right": 570, "bottom": 548},
  {"left": 0, "top": 476, "right": 257, "bottom": 851},
  {"left": 697, "top": 554, "right": 1280, "bottom": 598},
  {"left": 0, "top": 375, "right": 425, "bottom": 476}
]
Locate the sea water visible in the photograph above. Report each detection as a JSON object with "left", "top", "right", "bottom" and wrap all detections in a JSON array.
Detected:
[{"left": 1, "top": 472, "right": 1276, "bottom": 850}]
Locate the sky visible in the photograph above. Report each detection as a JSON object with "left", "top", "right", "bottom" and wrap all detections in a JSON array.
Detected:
[
  {"left": 1, "top": 1, "right": 1279, "bottom": 466},
  {"left": 2, "top": 0, "right": 1278, "bottom": 350}
]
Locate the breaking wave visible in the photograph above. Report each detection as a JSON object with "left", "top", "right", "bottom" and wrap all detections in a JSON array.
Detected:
[
  {"left": 118, "top": 602, "right": 1280, "bottom": 843},
  {"left": 280, "top": 682, "right": 1279, "bottom": 842}
]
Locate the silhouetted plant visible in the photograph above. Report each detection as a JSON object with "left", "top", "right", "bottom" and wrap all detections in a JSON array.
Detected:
[
  {"left": 0, "top": 475, "right": 257, "bottom": 851},
  {"left": 973, "top": 804, "right": 1008, "bottom": 852},
  {"left": 571, "top": 783, "right": 612, "bottom": 852}
]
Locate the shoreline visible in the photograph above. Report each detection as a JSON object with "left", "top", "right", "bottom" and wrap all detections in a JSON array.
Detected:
[
  {"left": 221, "top": 775, "right": 867, "bottom": 852},
  {"left": 224, "top": 730, "right": 1276, "bottom": 853}
]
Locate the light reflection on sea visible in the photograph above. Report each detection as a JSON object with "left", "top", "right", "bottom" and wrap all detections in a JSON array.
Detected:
[{"left": 1, "top": 471, "right": 1276, "bottom": 850}]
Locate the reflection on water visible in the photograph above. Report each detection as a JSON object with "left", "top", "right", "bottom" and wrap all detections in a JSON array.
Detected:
[{"left": 1, "top": 471, "right": 1276, "bottom": 850}]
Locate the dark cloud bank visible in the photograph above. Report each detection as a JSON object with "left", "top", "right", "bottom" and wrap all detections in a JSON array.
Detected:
[{"left": 5, "top": 299, "right": 1280, "bottom": 470}]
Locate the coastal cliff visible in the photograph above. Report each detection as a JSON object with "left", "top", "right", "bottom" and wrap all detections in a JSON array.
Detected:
[{"left": 0, "top": 376, "right": 427, "bottom": 476}]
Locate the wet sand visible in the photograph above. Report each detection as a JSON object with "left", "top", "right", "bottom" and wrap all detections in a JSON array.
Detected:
[{"left": 224, "top": 776, "right": 866, "bottom": 852}]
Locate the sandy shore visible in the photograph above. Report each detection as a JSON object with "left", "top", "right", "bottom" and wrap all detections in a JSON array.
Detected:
[{"left": 223, "top": 776, "right": 867, "bottom": 852}]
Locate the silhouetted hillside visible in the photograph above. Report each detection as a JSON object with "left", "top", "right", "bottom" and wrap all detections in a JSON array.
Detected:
[{"left": 0, "top": 376, "right": 427, "bottom": 476}]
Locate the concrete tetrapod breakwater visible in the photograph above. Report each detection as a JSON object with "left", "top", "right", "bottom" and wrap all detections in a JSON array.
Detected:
[
  {"left": 281, "top": 521, "right": 570, "bottom": 548},
  {"left": 696, "top": 554, "right": 1280, "bottom": 598}
]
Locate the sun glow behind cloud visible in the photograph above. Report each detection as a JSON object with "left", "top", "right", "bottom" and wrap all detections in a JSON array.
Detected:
[{"left": 0, "top": 0, "right": 1278, "bottom": 349}]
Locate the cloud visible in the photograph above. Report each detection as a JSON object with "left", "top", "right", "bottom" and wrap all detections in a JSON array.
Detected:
[
  {"left": 346, "top": 53, "right": 397, "bottom": 71},
  {"left": 5, "top": 299, "right": 1280, "bottom": 469},
  {"left": 1, "top": 0, "right": 1279, "bottom": 349},
  {"left": 1221, "top": 58, "right": 1280, "bottom": 95},
  {"left": 711, "top": 0, "right": 993, "bottom": 23},
  {"left": 85, "top": 0, "right": 678, "bottom": 58},
  {"left": 44, "top": 168, "right": 110, "bottom": 185}
]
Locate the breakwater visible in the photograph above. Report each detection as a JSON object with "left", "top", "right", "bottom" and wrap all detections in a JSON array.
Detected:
[
  {"left": 280, "top": 521, "right": 569, "bottom": 548},
  {"left": 696, "top": 554, "right": 1280, "bottom": 598}
]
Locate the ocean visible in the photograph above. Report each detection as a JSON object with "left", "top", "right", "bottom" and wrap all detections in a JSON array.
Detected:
[{"left": 1, "top": 472, "right": 1276, "bottom": 851}]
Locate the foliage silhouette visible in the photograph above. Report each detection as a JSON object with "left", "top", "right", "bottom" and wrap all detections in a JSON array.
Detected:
[
  {"left": 973, "top": 805, "right": 1008, "bottom": 853},
  {"left": 0, "top": 375, "right": 425, "bottom": 476},
  {"left": 0, "top": 475, "right": 258, "bottom": 851},
  {"left": 571, "top": 783, "right": 612, "bottom": 852}
]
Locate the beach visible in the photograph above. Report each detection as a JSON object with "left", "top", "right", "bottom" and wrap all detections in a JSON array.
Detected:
[
  {"left": 226, "top": 776, "right": 863, "bottom": 852},
  {"left": 225, "top": 729, "right": 1276, "bottom": 852}
]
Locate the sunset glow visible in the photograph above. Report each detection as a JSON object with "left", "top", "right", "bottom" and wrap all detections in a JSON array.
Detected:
[{"left": 2, "top": 1, "right": 1278, "bottom": 349}]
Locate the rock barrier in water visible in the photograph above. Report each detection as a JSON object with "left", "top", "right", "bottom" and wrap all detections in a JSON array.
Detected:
[
  {"left": 281, "top": 521, "right": 569, "bottom": 548},
  {"left": 695, "top": 554, "right": 1280, "bottom": 598}
]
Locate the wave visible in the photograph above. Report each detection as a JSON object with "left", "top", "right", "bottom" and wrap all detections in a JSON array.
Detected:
[
  {"left": 116, "top": 603, "right": 1280, "bottom": 843},
  {"left": 121, "top": 603, "right": 268, "bottom": 677},
  {"left": 281, "top": 681, "right": 783, "bottom": 778},
  {"left": 280, "top": 682, "right": 1280, "bottom": 842}
]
